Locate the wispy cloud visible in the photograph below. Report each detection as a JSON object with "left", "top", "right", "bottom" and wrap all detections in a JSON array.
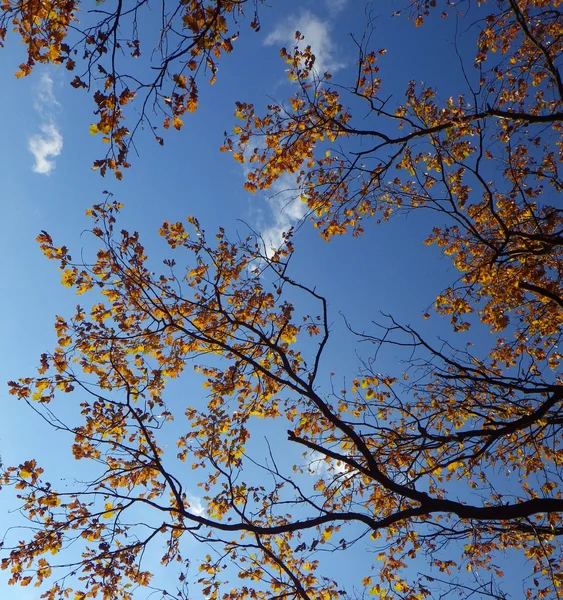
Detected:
[
  {"left": 265, "top": 10, "right": 345, "bottom": 76},
  {"left": 28, "top": 72, "right": 63, "bottom": 175},
  {"left": 33, "top": 71, "right": 59, "bottom": 116},
  {"left": 325, "top": 0, "right": 348, "bottom": 17},
  {"left": 238, "top": 140, "right": 308, "bottom": 258},
  {"left": 258, "top": 175, "right": 308, "bottom": 257}
]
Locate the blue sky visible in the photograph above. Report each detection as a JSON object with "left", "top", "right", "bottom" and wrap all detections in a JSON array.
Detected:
[{"left": 0, "top": 1, "right": 520, "bottom": 598}]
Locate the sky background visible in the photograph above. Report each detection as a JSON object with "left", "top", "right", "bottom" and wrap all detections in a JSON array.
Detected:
[{"left": 0, "top": 1, "right": 515, "bottom": 598}]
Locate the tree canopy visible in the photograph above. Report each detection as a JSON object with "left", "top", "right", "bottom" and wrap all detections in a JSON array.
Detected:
[{"left": 1, "top": 1, "right": 563, "bottom": 600}]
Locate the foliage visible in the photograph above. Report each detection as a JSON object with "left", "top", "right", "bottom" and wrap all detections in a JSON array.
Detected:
[{"left": 2, "top": 1, "right": 563, "bottom": 600}]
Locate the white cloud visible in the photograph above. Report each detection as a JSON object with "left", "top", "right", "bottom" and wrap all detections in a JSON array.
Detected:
[
  {"left": 265, "top": 10, "right": 345, "bottom": 76},
  {"left": 29, "top": 123, "right": 63, "bottom": 175},
  {"left": 306, "top": 450, "right": 350, "bottom": 476},
  {"left": 186, "top": 494, "right": 206, "bottom": 517},
  {"left": 28, "top": 72, "right": 63, "bottom": 175}
]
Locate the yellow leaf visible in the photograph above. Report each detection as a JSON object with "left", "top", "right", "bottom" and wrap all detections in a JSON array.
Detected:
[
  {"left": 48, "top": 45, "right": 60, "bottom": 61},
  {"left": 102, "top": 501, "right": 114, "bottom": 519},
  {"left": 61, "top": 269, "right": 75, "bottom": 287}
]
